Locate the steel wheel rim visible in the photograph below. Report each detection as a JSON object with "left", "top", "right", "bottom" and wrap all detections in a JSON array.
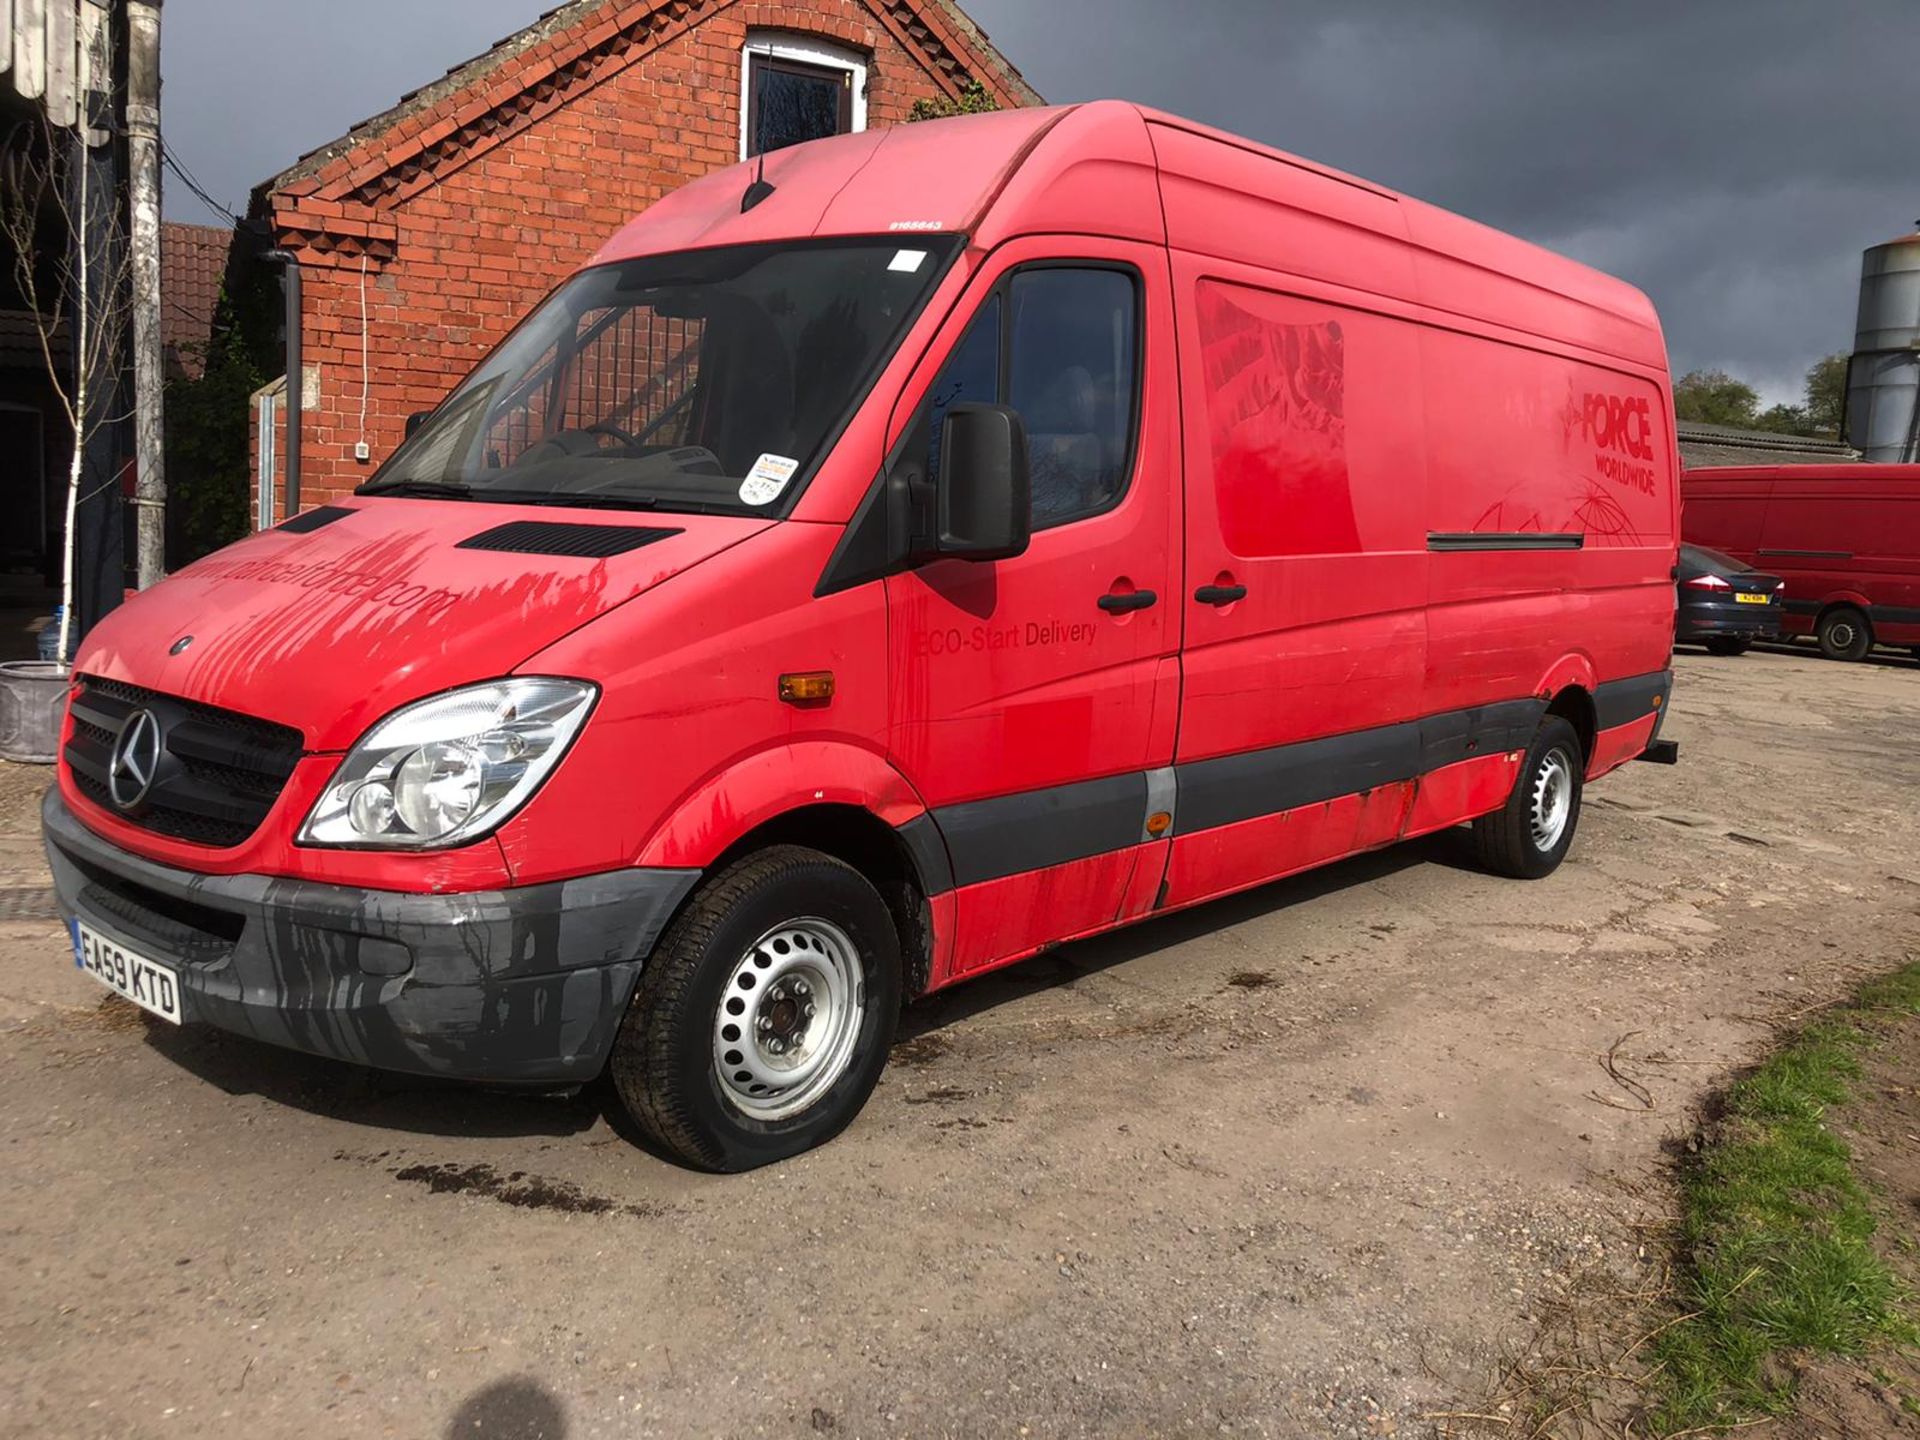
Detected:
[
  {"left": 713, "top": 918, "right": 866, "bottom": 1121},
  {"left": 1530, "top": 748, "right": 1574, "bottom": 852},
  {"left": 1829, "top": 620, "right": 1856, "bottom": 649}
]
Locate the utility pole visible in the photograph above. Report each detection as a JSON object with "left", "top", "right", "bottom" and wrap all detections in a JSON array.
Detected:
[{"left": 126, "top": 0, "right": 166, "bottom": 588}]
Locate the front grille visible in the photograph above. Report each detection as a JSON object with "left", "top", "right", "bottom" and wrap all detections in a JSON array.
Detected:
[{"left": 64, "top": 676, "right": 305, "bottom": 848}]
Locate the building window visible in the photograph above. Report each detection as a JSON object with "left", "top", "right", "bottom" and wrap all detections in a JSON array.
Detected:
[{"left": 740, "top": 34, "right": 866, "bottom": 161}]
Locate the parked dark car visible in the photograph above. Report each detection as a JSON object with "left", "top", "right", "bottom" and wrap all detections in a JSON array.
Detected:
[{"left": 1676, "top": 543, "right": 1784, "bottom": 655}]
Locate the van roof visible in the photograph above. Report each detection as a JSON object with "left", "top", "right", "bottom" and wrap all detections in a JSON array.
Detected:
[{"left": 591, "top": 100, "right": 1663, "bottom": 370}]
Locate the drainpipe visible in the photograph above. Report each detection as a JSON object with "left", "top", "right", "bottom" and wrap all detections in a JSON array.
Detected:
[
  {"left": 266, "top": 249, "right": 302, "bottom": 519},
  {"left": 126, "top": 0, "right": 166, "bottom": 587}
]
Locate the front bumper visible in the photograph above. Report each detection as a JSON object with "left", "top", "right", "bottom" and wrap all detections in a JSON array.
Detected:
[{"left": 43, "top": 790, "right": 698, "bottom": 1083}]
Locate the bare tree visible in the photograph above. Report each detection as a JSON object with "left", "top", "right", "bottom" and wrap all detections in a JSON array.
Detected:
[{"left": 1, "top": 117, "right": 133, "bottom": 669}]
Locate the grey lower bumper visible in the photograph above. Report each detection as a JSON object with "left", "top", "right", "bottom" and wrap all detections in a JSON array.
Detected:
[{"left": 42, "top": 789, "right": 699, "bottom": 1083}]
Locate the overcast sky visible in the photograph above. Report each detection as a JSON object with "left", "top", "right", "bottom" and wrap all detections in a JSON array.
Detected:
[{"left": 161, "top": 0, "right": 1918, "bottom": 406}]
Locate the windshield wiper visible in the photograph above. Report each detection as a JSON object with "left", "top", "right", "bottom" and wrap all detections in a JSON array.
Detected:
[
  {"left": 355, "top": 480, "right": 741, "bottom": 518},
  {"left": 451, "top": 488, "right": 663, "bottom": 512},
  {"left": 355, "top": 478, "right": 475, "bottom": 499}
]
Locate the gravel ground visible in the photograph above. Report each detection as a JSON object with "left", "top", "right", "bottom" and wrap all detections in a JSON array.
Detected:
[{"left": 1, "top": 646, "right": 1916, "bottom": 1440}]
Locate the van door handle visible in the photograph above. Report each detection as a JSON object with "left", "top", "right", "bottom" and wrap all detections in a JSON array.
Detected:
[
  {"left": 1098, "top": 590, "right": 1158, "bottom": 614},
  {"left": 1193, "top": 584, "right": 1248, "bottom": 606}
]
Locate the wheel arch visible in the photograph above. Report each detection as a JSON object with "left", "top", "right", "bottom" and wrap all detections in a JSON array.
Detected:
[
  {"left": 634, "top": 742, "right": 949, "bottom": 1000},
  {"left": 1532, "top": 653, "right": 1598, "bottom": 762},
  {"left": 1545, "top": 684, "right": 1597, "bottom": 763},
  {"left": 704, "top": 803, "right": 941, "bottom": 999},
  {"left": 1816, "top": 597, "right": 1874, "bottom": 632},
  {"left": 636, "top": 740, "right": 930, "bottom": 869},
  {"left": 1814, "top": 588, "right": 1873, "bottom": 613}
]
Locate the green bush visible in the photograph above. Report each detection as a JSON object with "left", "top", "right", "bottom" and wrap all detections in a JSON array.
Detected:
[
  {"left": 165, "top": 308, "right": 261, "bottom": 567},
  {"left": 908, "top": 80, "right": 998, "bottom": 122}
]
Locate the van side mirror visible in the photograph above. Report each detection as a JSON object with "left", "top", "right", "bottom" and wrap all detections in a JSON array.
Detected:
[
  {"left": 406, "top": 410, "right": 433, "bottom": 439},
  {"left": 936, "top": 404, "right": 1031, "bottom": 562}
]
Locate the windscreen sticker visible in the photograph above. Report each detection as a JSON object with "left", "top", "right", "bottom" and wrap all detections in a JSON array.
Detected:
[
  {"left": 888, "top": 249, "right": 929, "bottom": 274},
  {"left": 740, "top": 453, "right": 801, "bottom": 507}
]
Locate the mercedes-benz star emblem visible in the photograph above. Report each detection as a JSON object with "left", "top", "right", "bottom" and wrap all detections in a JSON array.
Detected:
[{"left": 108, "top": 710, "right": 163, "bottom": 812}]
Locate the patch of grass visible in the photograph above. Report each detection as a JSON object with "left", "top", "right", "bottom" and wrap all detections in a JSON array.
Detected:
[
  {"left": 1857, "top": 963, "right": 1920, "bottom": 1015},
  {"left": 1650, "top": 961, "right": 1920, "bottom": 1433}
]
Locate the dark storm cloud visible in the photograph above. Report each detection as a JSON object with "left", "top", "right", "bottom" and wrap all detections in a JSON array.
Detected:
[
  {"left": 960, "top": 0, "right": 1918, "bottom": 403},
  {"left": 161, "top": 2, "right": 542, "bottom": 210},
  {"left": 162, "top": 1, "right": 1915, "bottom": 402}
]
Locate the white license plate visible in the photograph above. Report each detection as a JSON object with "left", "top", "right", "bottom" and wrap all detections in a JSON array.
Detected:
[{"left": 72, "top": 921, "right": 182, "bottom": 1024}]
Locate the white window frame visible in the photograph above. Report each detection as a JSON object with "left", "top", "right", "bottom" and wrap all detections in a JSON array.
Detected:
[{"left": 738, "top": 31, "right": 868, "bottom": 163}]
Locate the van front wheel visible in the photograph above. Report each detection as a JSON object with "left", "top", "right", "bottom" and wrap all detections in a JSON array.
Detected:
[
  {"left": 610, "top": 846, "right": 901, "bottom": 1172},
  {"left": 1471, "top": 717, "right": 1584, "bottom": 880}
]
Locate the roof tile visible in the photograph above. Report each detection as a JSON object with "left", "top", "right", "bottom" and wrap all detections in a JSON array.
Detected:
[{"left": 161, "top": 222, "right": 230, "bottom": 381}]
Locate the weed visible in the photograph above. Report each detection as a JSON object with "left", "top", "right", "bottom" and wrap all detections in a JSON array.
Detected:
[{"left": 1649, "top": 961, "right": 1920, "bottom": 1432}]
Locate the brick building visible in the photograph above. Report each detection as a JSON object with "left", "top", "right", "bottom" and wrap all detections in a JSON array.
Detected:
[{"left": 247, "top": 0, "right": 1038, "bottom": 519}]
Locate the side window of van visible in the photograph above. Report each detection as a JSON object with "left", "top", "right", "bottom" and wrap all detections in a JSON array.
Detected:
[
  {"left": 924, "top": 296, "right": 1003, "bottom": 483},
  {"left": 1009, "top": 269, "right": 1139, "bottom": 527},
  {"left": 922, "top": 266, "right": 1141, "bottom": 530}
]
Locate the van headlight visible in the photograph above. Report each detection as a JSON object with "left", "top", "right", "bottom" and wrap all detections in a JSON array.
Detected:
[{"left": 299, "top": 679, "right": 596, "bottom": 848}]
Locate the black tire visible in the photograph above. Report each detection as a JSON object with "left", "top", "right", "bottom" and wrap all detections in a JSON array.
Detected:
[
  {"left": 1816, "top": 606, "right": 1873, "bottom": 662},
  {"left": 1471, "top": 716, "right": 1584, "bottom": 880},
  {"left": 610, "top": 846, "right": 902, "bottom": 1172},
  {"left": 1703, "top": 637, "right": 1752, "bottom": 657}
]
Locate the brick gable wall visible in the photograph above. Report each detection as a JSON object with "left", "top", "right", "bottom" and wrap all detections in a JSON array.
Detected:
[{"left": 259, "top": 0, "right": 1034, "bottom": 514}]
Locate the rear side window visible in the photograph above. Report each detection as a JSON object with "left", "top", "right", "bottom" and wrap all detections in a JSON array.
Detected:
[{"left": 922, "top": 265, "right": 1142, "bottom": 530}]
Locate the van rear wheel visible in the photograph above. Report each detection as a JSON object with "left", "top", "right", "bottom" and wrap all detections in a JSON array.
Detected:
[
  {"left": 1817, "top": 606, "right": 1873, "bottom": 662},
  {"left": 1471, "top": 717, "right": 1584, "bottom": 880},
  {"left": 610, "top": 846, "right": 901, "bottom": 1172}
]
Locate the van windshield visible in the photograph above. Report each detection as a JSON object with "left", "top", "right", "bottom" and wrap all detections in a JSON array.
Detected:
[{"left": 360, "top": 237, "right": 961, "bottom": 515}]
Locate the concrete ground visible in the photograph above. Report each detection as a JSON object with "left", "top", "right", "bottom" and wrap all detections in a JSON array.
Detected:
[{"left": 1, "top": 648, "right": 1916, "bottom": 1440}]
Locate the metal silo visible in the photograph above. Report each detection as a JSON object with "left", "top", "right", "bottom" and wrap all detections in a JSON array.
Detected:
[{"left": 1847, "top": 230, "right": 1920, "bottom": 461}]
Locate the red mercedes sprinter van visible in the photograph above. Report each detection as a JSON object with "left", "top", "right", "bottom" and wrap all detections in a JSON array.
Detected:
[
  {"left": 1682, "top": 464, "right": 1920, "bottom": 660},
  {"left": 46, "top": 104, "right": 1679, "bottom": 1170}
]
